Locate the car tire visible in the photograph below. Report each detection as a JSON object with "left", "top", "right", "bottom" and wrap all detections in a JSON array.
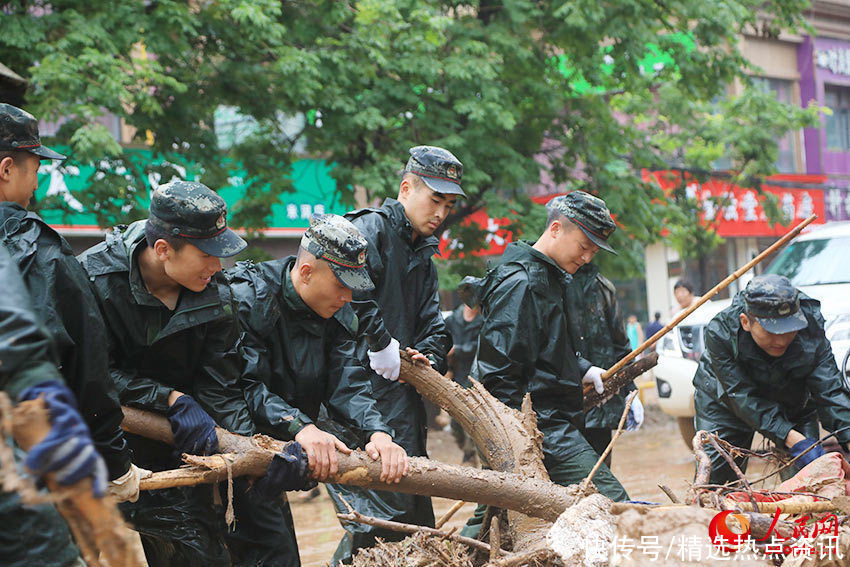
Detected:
[{"left": 678, "top": 417, "right": 696, "bottom": 448}]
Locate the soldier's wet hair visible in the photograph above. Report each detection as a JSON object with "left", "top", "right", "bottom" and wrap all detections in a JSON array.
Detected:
[
  {"left": 295, "top": 246, "right": 317, "bottom": 266},
  {"left": 674, "top": 279, "right": 694, "bottom": 293},
  {"left": 545, "top": 208, "right": 579, "bottom": 230},
  {"left": 0, "top": 150, "right": 24, "bottom": 165},
  {"left": 402, "top": 171, "right": 429, "bottom": 192},
  {"left": 144, "top": 220, "right": 187, "bottom": 251}
]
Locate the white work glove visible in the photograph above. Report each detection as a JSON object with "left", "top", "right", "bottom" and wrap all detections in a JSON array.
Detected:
[
  {"left": 368, "top": 337, "right": 401, "bottom": 381},
  {"left": 582, "top": 366, "right": 605, "bottom": 394},
  {"left": 107, "top": 463, "right": 152, "bottom": 503},
  {"left": 627, "top": 397, "right": 644, "bottom": 431}
]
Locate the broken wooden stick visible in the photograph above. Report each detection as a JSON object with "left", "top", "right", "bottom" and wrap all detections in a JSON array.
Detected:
[
  {"left": 705, "top": 432, "right": 760, "bottom": 511},
  {"left": 579, "top": 390, "right": 637, "bottom": 494},
  {"left": 336, "top": 508, "right": 497, "bottom": 555},
  {"left": 6, "top": 395, "right": 145, "bottom": 567},
  {"left": 688, "top": 430, "right": 713, "bottom": 505},
  {"left": 120, "top": 406, "right": 577, "bottom": 522},
  {"left": 733, "top": 497, "right": 850, "bottom": 515},
  {"left": 435, "top": 500, "right": 466, "bottom": 529},
  {"left": 488, "top": 516, "right": 501, "bottom": 562},
  {"left": 484, "top": 548, "right": 559, "bottom": 567}
]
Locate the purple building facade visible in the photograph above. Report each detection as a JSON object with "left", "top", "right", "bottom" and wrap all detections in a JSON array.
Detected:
[{"left": 799, "top": 35, "right": 850, "bottom": 221}]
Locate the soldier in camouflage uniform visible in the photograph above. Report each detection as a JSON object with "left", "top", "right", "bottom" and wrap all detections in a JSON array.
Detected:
[
  {"left": 556, "top": 191, "right": 645, "bottom": 464},
  {"left": 79, "top": 181, "right": 311, "bottom": 567},
  {"left": 694, "top": 274, "right": 850, "bottom": 484},
  {"left": 226, "top": 214, "right": 409, "bottom": 565}
]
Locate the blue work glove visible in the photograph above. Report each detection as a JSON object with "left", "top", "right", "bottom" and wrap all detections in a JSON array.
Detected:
[
  {"left": 18, "top": 380, "right": 108, "bottom": 497},
  {"left": 254, "top": 442, "right": 316, "bottom": 498},
  {"left": 166, "top": 395, "right": 219, "bottom": 456},
  {"left": 789, "top": 438, "right": 826, "bottom": 469}
]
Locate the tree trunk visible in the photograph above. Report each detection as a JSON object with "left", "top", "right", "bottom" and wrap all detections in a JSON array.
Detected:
[
  {"left": 124, "top": 353, "right": 652, "bottom": 556},
  {"left": 121, "top": 407, "right": 576, "bottom": 523},
  {"left": 396, "top": 355, "right": 564, "bottom": 552}
]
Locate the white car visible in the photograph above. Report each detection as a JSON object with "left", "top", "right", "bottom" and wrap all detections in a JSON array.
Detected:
[{"left": 655, "top": 221, "right": 850, "bottom": 446}]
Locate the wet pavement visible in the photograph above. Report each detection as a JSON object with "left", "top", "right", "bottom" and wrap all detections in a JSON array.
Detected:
[{"left": 289, "top": 394, "right": 780, "bottom": 566}]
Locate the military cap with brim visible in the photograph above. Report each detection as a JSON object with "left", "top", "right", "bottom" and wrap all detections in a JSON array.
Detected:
[
  {"left": 0, "top": 103, "right": 66, "bottom": 160},
  {"left": 743, "top": 274, "right": 808, "bottom": 334},
  {"left": 547, "top": 191, "right": 617, "bottom": 254},
  {"left": 301, "top": 213, "right": 374, "bottom": 292},
  {"left": 404, "top": 145, "right": 466, "bottom": 197},
  {"left": 147, "top": 180, "right": 246, "bottom": 258}
]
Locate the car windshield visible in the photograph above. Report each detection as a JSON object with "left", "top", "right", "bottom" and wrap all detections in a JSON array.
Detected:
[{"left": 765, "top": 237, "right": 850, "bottom": 286}]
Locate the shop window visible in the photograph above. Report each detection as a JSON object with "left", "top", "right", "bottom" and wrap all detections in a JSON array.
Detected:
[
  {"left": 752, "top": 77, "right": 796, "bottom": 172},
  {"left": 214, "top": 106, "right": 306, "bottom": 153},
  {"left": 825, "top": 84, "right": 850, "bottom": 151},
  {"left": 39, "top": 111, "right": 124, "bottom": 143}
]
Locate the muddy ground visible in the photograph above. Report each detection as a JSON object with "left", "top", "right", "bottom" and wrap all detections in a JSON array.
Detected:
[{"left": 290, "top": 390, "right": 780, "bottom": 566}]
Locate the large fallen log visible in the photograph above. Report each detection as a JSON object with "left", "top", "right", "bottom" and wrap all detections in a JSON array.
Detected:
[
  {"left": 124, "top": 351, "right": 625, "bottom": 558},
  {"left": 121, "top": 406, "right": 576, "bottom": 523}
]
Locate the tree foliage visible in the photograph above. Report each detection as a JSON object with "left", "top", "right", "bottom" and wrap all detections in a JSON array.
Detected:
[{"left": 0, "top": 0, "right": 821, "bottom": 279}]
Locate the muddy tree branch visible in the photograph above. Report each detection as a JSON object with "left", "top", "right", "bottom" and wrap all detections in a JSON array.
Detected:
[{"left": 8, "top": 397, "right": 145, "bottom": 567}]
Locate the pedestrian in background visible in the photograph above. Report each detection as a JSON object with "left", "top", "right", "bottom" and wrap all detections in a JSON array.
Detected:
[
  {"left": 673, "top": 279, "right": 701, "bottom": 315},
  {"left": 444, "top": 302, "right": 482, "bottom": 463},
  {"left": 645, "top": 311, "right": 663, "bottom": 340},
  {"left": 626, "top": 314, "right": 644, "bottom": 351}
]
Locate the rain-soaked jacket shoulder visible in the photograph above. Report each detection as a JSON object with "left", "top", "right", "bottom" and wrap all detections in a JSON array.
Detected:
[
  {"left": 468, "top": 241, "right": 589, "bottom": 461},
  {"left": 78, "top": 220, "right": 253, "bottom": 469},
  {"left": 693, "top": 292, "right": 850, "bottom": 447},
  {"left": 0, "top": 202, "right": 130, "bottom": 479},
  {"left": 226, "top": 257, "right": 392, "bottom": 446},
  {"left": 0, "top": 241, "right": 63, "bottom": 397}
]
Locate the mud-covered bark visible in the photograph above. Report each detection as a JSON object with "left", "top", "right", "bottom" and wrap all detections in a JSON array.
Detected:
[
  {"left": 11, "top": 398, "right": 145, "bottom": 567},
  {"left": 397, "top": 353, "right": 563, "bottom": 552},
  {"left": 582, "top": 352, "right": 658, "bottom": 410}
]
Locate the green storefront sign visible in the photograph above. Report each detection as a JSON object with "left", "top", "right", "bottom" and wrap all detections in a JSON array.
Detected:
[{"left": 35, "top": 148, "right": 348, "bottom": 235}]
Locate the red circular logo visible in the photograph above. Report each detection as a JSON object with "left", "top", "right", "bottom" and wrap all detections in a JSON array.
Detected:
[{"left": 709, "top": 511, "right": 751, "bottom": 551}]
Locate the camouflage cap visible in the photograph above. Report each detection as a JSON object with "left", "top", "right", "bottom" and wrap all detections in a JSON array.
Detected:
[
  {"left": 404, "top": 145, "right": 465, "bottom": 197},
  {"left": 0, "top": 103, "right": 65, "bottom": 160},
  {"left": 547, "top": 191, "right": 617, "bottom": 253},
  {"left": 742, "top": 274, "right": 808, "bottom": 334},
  {"left": 301, "top": 213, "right": 374, "bottom": 292},
  {"left": 147, "top": 180, "right": 246, "bottom": 258}
]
